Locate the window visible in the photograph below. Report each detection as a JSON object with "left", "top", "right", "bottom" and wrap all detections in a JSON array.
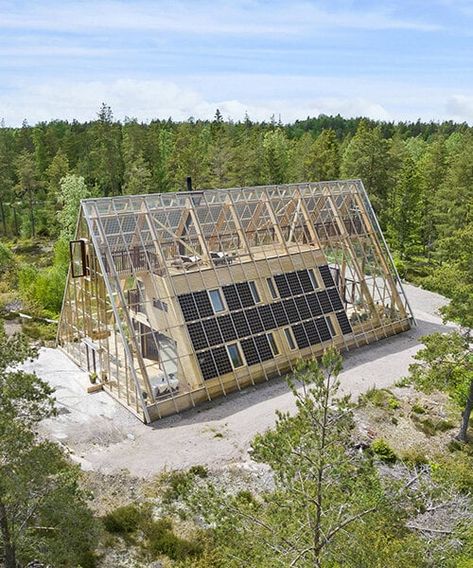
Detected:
[
  {"left": 308, "top": 269, "right": 318, "bottom": 290},
  {"left": 208, "top": 289, "right": 225, "bottom": 313},
  {"left": 267, "top": 333, "right": 279, "bottom": 356},
  {"left": 70, "top": 239, "right": 87, "bottom": 278},
  {"left": 249, "top": 281, "right": 261, "bottom": 303},
  {"left": 267, "top": 277, "right": 278, "bottom": 299},
  {"left": 325, "top": 316, "right": 336, "bottom": 337},
  {"left": 227, "top": 343, "right": 244, "bottom": 368},
  {"left": 153, "top": 298, "right": 168, "bottom": 312},
  {"left": 284, "top": 328, "right": 296, "bottom": 350}
]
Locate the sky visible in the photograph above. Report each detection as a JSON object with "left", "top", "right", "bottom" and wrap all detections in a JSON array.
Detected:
[{"left": 1, "top": 0, "right": 473, "bottom": 126}]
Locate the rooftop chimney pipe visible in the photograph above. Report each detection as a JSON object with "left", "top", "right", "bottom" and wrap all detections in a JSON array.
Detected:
[{"left": 186, "top": 176, "right": 193, "bottom": 191}]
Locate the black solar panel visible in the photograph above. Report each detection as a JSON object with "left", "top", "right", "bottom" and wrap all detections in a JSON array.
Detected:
[
  {"left": 319, "top": 265, "right": 336, "bottom": 288},
  {"left": 231, "top": 311, "right": 251, "bottom": 338},
  {"left": 178, "top": 294, "right": 199, "bottom": 322},
  {"left": 292, "top": 323, "right": 310, "bottom": 349},
  {"left": 337, "top": 311, "right": 353, "bottom": 335},
  {"left": 187, "top": 321, "right": 208, "bottom": 350},
  {"left": 236, "top": 282, "right": 256, "bottom": 308},
  {"left": 258, "top": 304, "right": 277, "bottom": 331},
  {"left": 240, "top": 337, "right": 260, "bottom": 366},
  {"left": 194, "top": 291, "right": 214, "bottom": 318},
  {"left": 303, "top": 319, "right": 321, "bottom": 345},
  {"left": 306, "top": 293, "right": 323, "bottom": 317},
  {"left": 295, "top": 295, "right": 311, "bottom": 320},
  {"left": 202, "top": 318, "right": 223, "bottom": 347},
  {"left": 271, "top": 302, "right": 289, "bottom": 327},
  {"left": 254, "top": 334, "right": 274, "bottom": 362},
  {"left": 286, "top": 272, "right": 304, "bottom": 296},
  {"left": 246, "top": 307, "right": 265, "bottom": 334},
  {"left": 315, "top": 317, "right": 332, "bottom": 342},
  {"left": 298, "top": 270, "right": 315, "bottom": 293},
  {"left": 212, "top": 346, "right": 233, "bottom": 376},
  {"left": 222, "top": 284, "right": 242, "bottom": 311},
  {"left": 197, "top": 350, "right": 218, "bottom": 380},
  {"left": 327, "top": 287, "right": 344, "bottom": 311},
  {"left": 274, "top": 274, "right": 291, "bottom": 298},
  {"left": 217, "top": 314, "right": 238, "bottom": 342},
  {"left": 317, "top": 290, "right": 333, "bottom": 314},
  {"left": 282, "top": 298, "right": 300, "bottom": 323}
]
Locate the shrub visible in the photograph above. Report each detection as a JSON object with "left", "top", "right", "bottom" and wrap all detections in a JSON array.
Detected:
[
  {"left": 162, "top": 466, "right": 208, "bottom": 503},
  {"left": 360, "top": 387, "right": 400, "bottom": 411},
  {"left": 431, "top": 454, "right": 473, "bottom": 493},
  {"left": 411, "top": 403, "right": 426, "bottom": 414},
  {"left": 411, "top": 414, "right": 455, "bottom": 436},
  {"left": 102, "top": 504, "right": 143, "bottom": 535},
  {"left": 0, "top": 242, "right": 15, "bottom": 276},
  {"left": 400, "top": 447, "right": 428, "bottom": 466},
  {"left": 189, "top": 465, "right": 208, "bottom": 478},
  {"left": 143, "top": 518, "right": 202, "bottom": 560},
  {"left": 22, "top": 320, "right": 57, "bottom": 341},
  {"left": 371, "top": 439, "right": 397, "bottom": 463}
]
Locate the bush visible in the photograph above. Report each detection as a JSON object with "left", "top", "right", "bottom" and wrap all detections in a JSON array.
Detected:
[
  {"left": 102, "top": 504, "right": 143, "bottom": 535},
  {"left": 0, "top": 242, "right": 15, "bottom": 276},
  {"left": 189, "top": 465, "right": 208, "bottom": 478},
  {"left": 360, "top": 387, "right": 400, "bottom": 411},
  {"left": 431, "top": 453, "right": 473, "bottom": 493},
  {"left": 411, "top": 403, "right": 426, "bottom": 414},
  {"left": 22, "top": 320, "right": 57, "bottom": 341},
  {"left": 18, "top": 262, "right": 66, "bottom": 315},
  {"left": 394, "top": 376, "right": 411, "bottom": 388},
  {"left": 371, "top": 439, "right": 397, "bottom": 463},
  {"left": 143, "top": 518, "right": 202, "bottom": 560},
  {"left": 411, "top": 414, "right": 455, "bottom": 437},
  {"left": 400, "top": 447, "right": 428, "bottom": 466},
  {"left": 162, "top": 466, "right": 208, "bottom": 503}
]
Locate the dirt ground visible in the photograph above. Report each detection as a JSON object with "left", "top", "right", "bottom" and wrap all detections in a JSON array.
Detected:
[{"left": 26, "top": 283, "right": 454, "bottom": 478}]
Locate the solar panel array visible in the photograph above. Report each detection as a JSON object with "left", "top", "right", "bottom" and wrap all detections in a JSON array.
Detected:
[{"left": 178, "top": 265, "right": 353, "bottom": 381}]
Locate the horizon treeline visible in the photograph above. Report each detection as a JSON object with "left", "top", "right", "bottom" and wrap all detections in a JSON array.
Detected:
[{"left": 1, "top": 104, "right": 472, "bottom": 269}]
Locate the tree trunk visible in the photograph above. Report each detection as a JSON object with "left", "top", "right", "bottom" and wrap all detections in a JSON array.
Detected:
[
  {"left": 457, "top": 379, "right": 473, "bottom": 442},
  {"left": 0, "top": 501, "right": 16, "bottom": 568}
]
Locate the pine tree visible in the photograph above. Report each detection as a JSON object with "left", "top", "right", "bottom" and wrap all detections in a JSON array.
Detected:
[
  {"left": 304, "top": 128, "right": 340, "bottom": 181},
  {"left": 90, "top": 103, "right": 123, "bottom": 196},
  {"left": 262, "top": 128, "right": 291, "bottom": 184},
  {"left": 417, "top": 135, "right": 447, "bottom": 257},
  {"left": 123, "top": 153, "right": 153, "bottom": 195},
  {"left": 341, "top": 121, "right": 392, "bottom": 220},
  {"left": 387, "top": 155, "right": 422, "bottom": 260}
]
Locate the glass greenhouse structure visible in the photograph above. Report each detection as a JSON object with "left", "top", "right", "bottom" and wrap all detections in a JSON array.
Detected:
[{"left": 57, "top": 180, "right": 414, "bottom": 422}]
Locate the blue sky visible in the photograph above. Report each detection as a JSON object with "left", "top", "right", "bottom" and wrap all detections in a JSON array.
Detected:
[{"left": 1, "top": 0, "right": 473, "bottom": 125}]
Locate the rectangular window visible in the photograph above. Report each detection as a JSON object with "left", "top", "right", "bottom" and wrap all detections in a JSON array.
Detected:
[
  {"left": 227, "top": 343, "right": 244, "bottom": 368},
  {"left": 249, "top": 281, "right": 261, "bottom": 304},
  {"left": 208, "top": 289, "right": 225, "bottom": 313},
  {"left": 267, "top": 333, "right": 279, "bottom": 356},
  {"left": 325, "top": 316, "right": 336, "bottom": 337},
  {"left": 70, "top": 239, "right": 87, "bottom": 278},
  {"left": 308, "top": 269, "right": 318, "bottom": 290},
  {"left": 153, "top": 298, "right": 168, "bottom": 312},
  {"left": 267, "top": 277, "right": 278, "bottom": 299},
  {"left": 284, "top": 328, "right": 296, "bottom": 350}
]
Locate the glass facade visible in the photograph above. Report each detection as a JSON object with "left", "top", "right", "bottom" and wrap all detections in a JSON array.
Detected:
[{"left": 57, "top": 180, "right": 414, "bottom": 422}]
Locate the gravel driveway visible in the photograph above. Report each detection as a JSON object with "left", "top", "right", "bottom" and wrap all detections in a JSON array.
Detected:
[{"left": 29, "top": 283, "right": 453, "bottom": 477}]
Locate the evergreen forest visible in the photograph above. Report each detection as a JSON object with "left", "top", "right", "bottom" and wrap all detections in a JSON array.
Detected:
[{"left": 1, "top": 105, "right": 472, "bottom": 321}]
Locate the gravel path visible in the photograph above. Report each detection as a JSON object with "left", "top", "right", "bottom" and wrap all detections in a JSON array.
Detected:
[{"left": 30, "top": 283, "right": 453, "bottom": 477}]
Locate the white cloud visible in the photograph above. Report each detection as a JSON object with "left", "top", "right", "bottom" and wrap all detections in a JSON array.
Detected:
[
  {"left": 0, "top": 0, "right": 440, "bottom": 36},
  {"left": 0, "top": 77, "right": 394, "bottom": 125},
  {"left": 446, "top": 94, "right": 473, "bottom": 121}
]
